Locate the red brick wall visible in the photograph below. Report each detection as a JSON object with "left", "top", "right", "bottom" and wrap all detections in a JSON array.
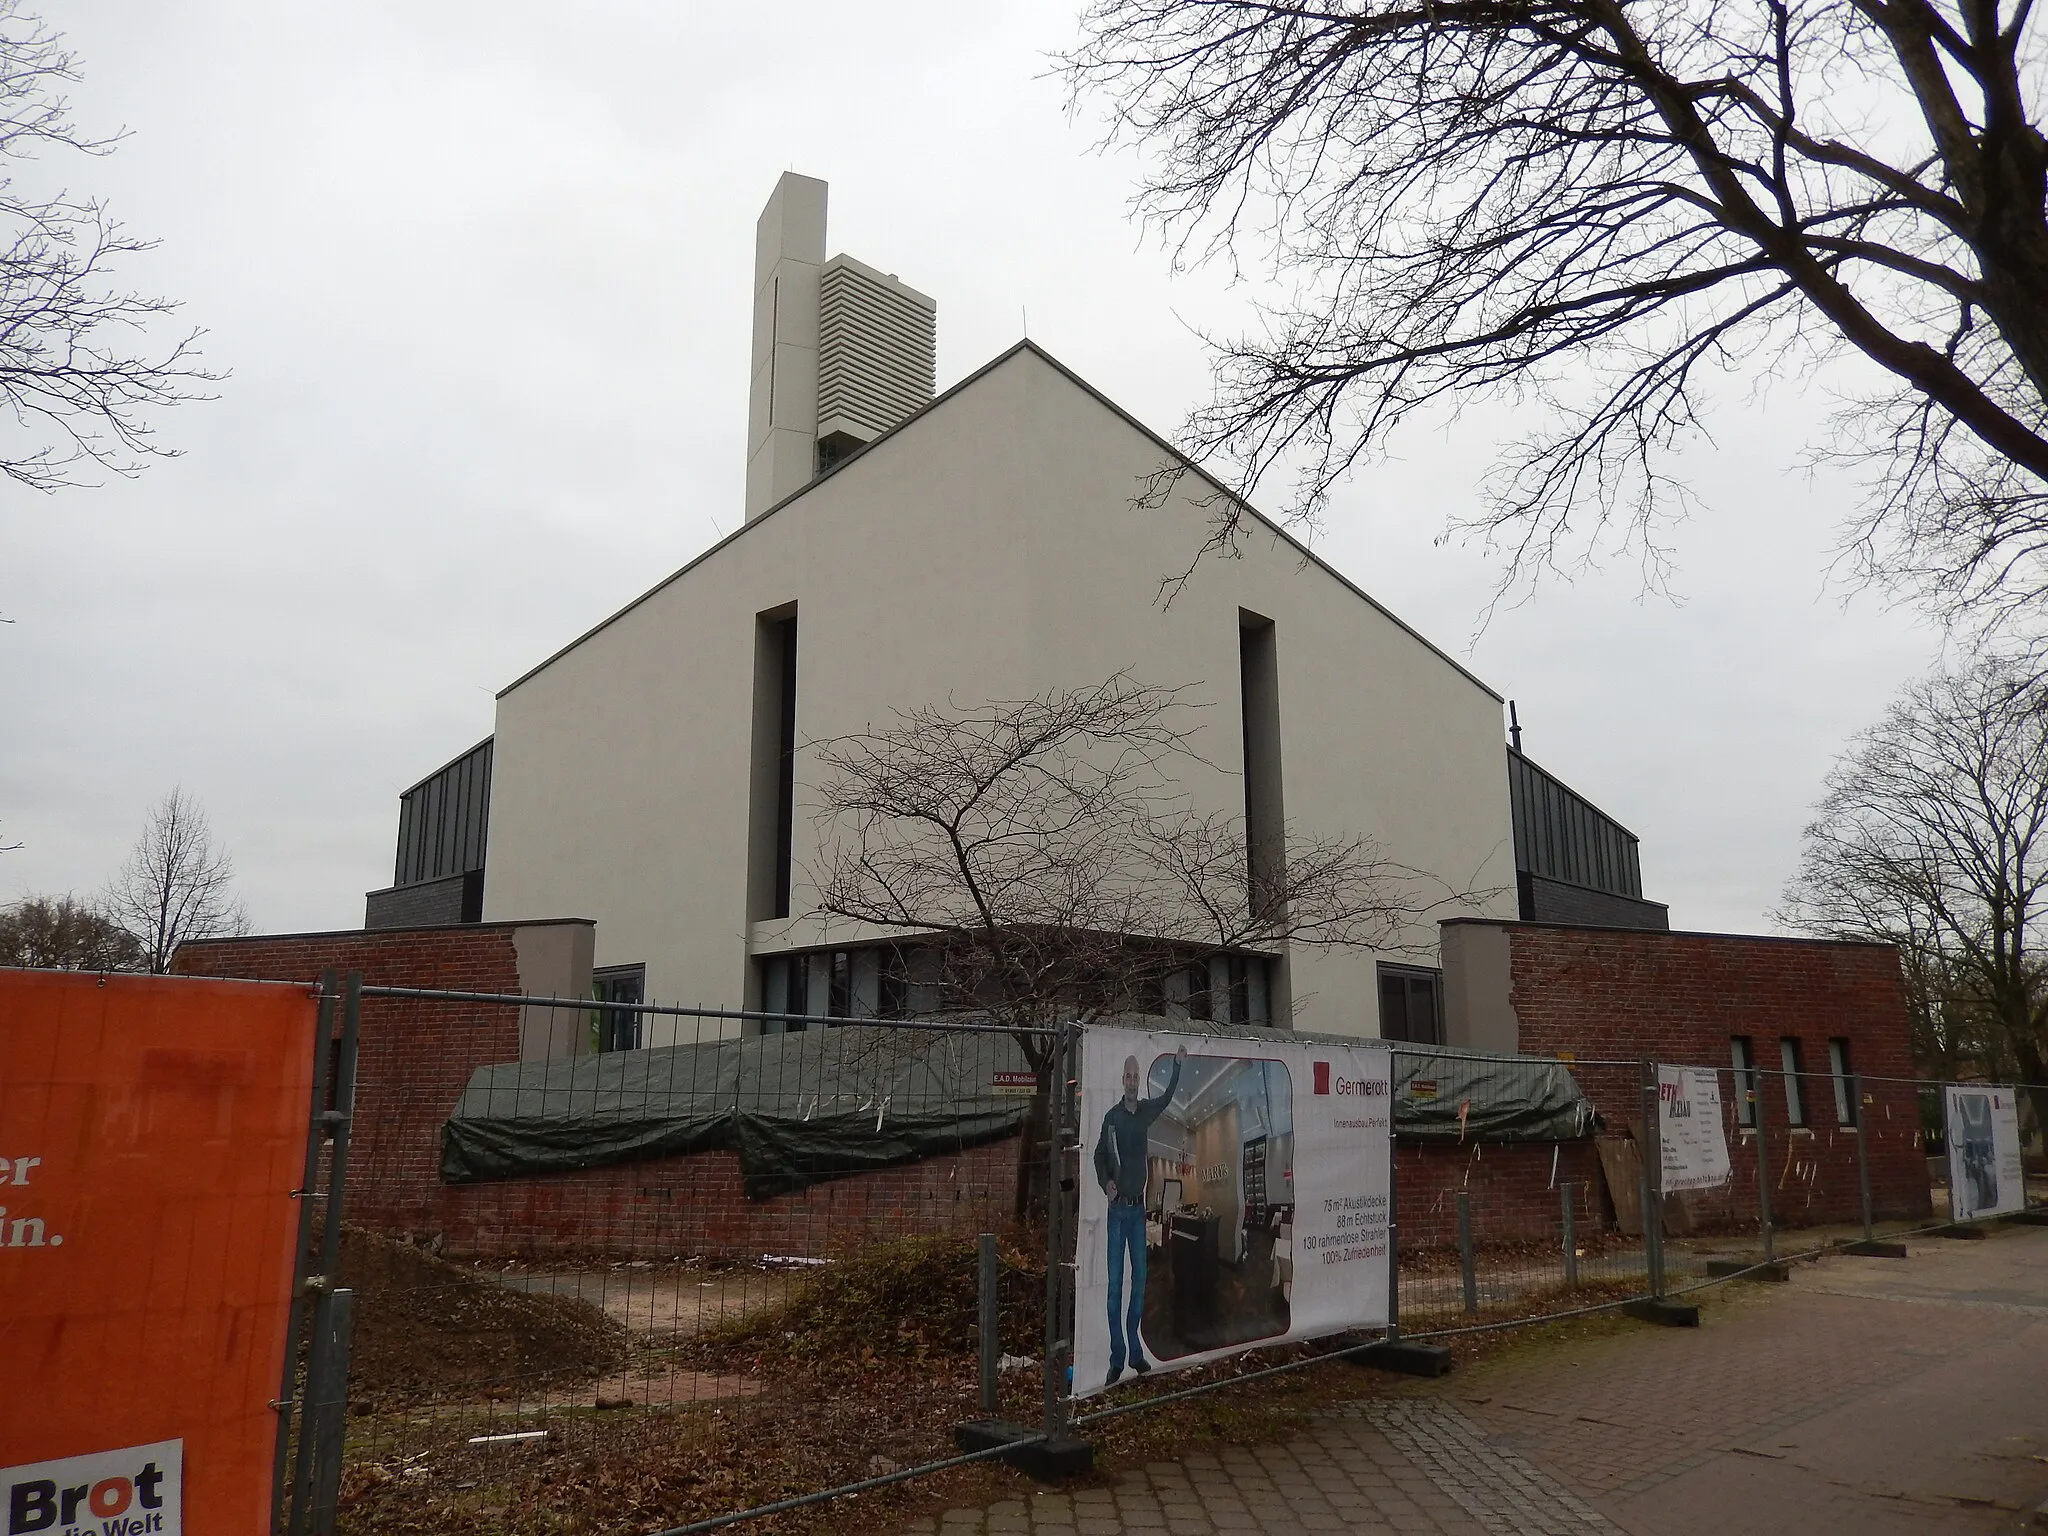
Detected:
[
  {"left": 172, "top": 927, "right": 1019, "bottom": 1257},
  {"left": 1395, "top": 1141, "right": 1606, "bottom": 1249},
  {"left": 1502, "top": 926, "right": 1932, "bottom": 1226},
  {"left": 425, "top": 1140, "right": 1019, "bottom": 1259},
  {"left": 172, "top": 922, "right": 1931, "bottom": 1259},
  {"left": 173, "top": 927, "right": 526, "bottom": 1235}
]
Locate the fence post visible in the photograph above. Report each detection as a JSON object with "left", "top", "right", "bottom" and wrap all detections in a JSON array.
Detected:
[
  {"left": 1354, "top": 1048, "right": 1450, "bottom": 1373},
  {"left": 1385, "top": 1125, "right": 1401, "bottom": 1342},
  {"left": 1561, "top": 1182, "right": 1578, "bottom": 1289},
  {"left": 316, "top": 973, "right": 362, "bottom": 1281},
  {"left": 1854, "top": 1072, "right": 1873, "bottom": 1242},
  {"left": 272, "top": 972, "right": 337, "bottom": 1535},
  {"left": 1623, "top": 1060, "right": 1698, "bottom": 1325},
  {"left": 1842, "top": 1074, "right": 1909, "bottom": 1257},
  {"left": 1041, "top": 1023, "right": 1069, "bottom": 1442},
  {"left": 287, "top": 973, "right": 360, "bottom": 1536},
  {"left": 307, "top": 1289, "right": 354, "bottom": 1536},
  {"left": 978, "top": 1232, "right": 999, "bottom": 1415},
  {"left": 1754, "top": 1078, "right": 1776, "bottom": 1267},
  {"left": 288, "top": 1286, "right": 354, "bottom": 1536},
  {"left": 1638, "top": 1060, "right": 1665, "bottom": 1298},
  {"left": 1456, "top": 1190, "right": 1477, "bottom": 1315}
]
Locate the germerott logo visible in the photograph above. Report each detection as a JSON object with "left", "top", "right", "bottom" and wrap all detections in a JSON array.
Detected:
[{"left": 3, "top": 1442, "right": 179, "bottom": 1536}]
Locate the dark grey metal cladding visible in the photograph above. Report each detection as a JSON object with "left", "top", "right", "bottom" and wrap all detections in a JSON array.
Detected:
[
  {"left": 393, "top": 737, "right": 493, "bottom": 887},
  {"left": 1517, "top": 872, "right": 1669, "bottom": 931},
  {"left": 364, "top": 870, "right": 483, "bottom": 930},
  {"left": 1507, "top": 747, "right": 1644, "bottom": 898}
]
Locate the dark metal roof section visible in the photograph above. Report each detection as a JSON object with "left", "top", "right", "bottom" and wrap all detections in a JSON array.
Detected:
[
  {"left": 394, "top": 737, "right": 492, "bottom": 887},
  {"left": 1508, "top": 747, "right": 1669, "bottom": 930},
  {"left": 1508, "top": 747, "right": 1643, "bottom": 896}
]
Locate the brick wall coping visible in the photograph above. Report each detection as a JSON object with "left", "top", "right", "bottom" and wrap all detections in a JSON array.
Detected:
[
  {"left": 1440, "top": 917, "right": 1897, "bottom": 951},
  {"left": 177, "top": 917, "right": 596, "bottom": 948}
]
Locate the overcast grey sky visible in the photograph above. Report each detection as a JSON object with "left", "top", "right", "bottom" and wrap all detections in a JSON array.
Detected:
[{"left": 1, "top": 1, "right": 1944, "bottom": 941}]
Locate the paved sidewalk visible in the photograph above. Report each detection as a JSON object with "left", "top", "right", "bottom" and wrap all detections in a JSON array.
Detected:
[{"left": 907, "top": 1226, "right": 2048, "bottom": 1536}]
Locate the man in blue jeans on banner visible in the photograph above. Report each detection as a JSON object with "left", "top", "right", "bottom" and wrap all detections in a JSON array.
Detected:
[{"left": 1093, "top": 1043, "right": 1184, "bottom": 1388}]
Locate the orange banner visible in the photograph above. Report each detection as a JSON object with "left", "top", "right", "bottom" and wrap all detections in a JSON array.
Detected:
[{"left": 0, "top": 969, "right": 318, "bottom": 1534}]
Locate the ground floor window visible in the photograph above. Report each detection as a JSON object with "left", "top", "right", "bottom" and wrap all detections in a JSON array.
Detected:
[
  {"left": 755, "top": 943, "right": 1275, "bottom": 1030},
  {"left": 1160, "top": 953, "right": 1273, "bottom": 1027},
  {"left": 758, "top": 946, "right": 922, "bottom": 1030},
  {"left": 592, "top": 964, "right": 645, "bottom": 1052},
  {"left": 1377, "top": 963, "right": 1443, "bottom": 1046}
]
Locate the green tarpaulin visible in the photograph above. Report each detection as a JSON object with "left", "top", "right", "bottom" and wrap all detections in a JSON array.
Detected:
[{"left": 440, "top": 1020, "right": 1596, "bottom": 1198}]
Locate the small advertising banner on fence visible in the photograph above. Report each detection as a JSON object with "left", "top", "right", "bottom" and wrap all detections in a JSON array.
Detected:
[
  {"left": 1072, "top": 1026, "right": 1390, "bottom": 1398},
  {"left": 1656, "top": 1065, "right": 1731, "bottom": 1193},
  {"left": 2, "top": 1439, "right": 182, "bottom": 1535},
  {"left": 0, "top": 970, "right": 317, "bottom": 1533},
  {"left": 1945, "top": 1084, "right": 2026, "bottom": 1220}
]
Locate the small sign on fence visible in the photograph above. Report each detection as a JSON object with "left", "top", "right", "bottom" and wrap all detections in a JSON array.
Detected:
[
  {"left": 1655, "top": 1065, "right": 1732, "bottom": 1193},
  {"left": 988, "top": 1070, "right": 1037, "bottom": 1097},
  {"left": 1071, "top": 1026, "right": 1391, "bottom": 1398},
  {"left": 1945, "top": 1084, "right": 2025, "bottom": 1220},
  {"left": 1, "top": 1439, "right": 183, "bottom": 1536}
]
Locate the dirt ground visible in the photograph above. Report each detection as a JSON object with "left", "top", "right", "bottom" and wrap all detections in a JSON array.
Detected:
[{"left": 339, "top": 1229, "right": 630, "bottom": 1410}]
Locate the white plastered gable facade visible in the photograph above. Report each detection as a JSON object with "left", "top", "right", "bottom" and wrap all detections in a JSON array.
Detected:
[{"left": 484, "top": 342, "right": 1517, "bottom": 1041}]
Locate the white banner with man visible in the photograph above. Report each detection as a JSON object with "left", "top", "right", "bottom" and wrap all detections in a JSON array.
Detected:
[
  {"left": 1072, "top": 1026, "right": 1391, "bottom": 1398},
  {"left": 1945, "top": 1084, "right": 2025, "bottom": 1221}
]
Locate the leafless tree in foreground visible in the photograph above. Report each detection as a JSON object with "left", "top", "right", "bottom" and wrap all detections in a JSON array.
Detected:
[
  {"left": 104, "top": 787, "right": 249, "bottom": 973},
  {"left": 1065, "top": 1, "right": 2048, "bottom": 632},
  {"left": 1778, "top": 657, "right": 2048, "bottom": 1129},
  {"left": 809, "top": 675, "right": 1493, "bottom": 1216},
  {"left": 0, "top": 2, "right": 213, "bottom": 492}
]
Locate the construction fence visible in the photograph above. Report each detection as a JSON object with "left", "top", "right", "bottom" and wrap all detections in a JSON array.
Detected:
[{"left": 273, "top": 976, "right": 2044, "bottom": 1536}]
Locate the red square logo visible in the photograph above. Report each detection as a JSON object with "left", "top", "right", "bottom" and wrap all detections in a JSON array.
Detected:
[{"left": 1313, "top": 1061, "right": 1330, "bottom": 1095}]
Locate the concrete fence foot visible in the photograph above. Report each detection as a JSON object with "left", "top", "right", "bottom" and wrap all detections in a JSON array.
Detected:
[
  {"left": 1623, "top": 1298, "right": 1700, "bottom": 1327},
  {"left": 1349, "top": 1340, "right": 1454, "bottom": 1377},
  {"left": 954, "top": 1420, "right": 1093, "bottom": 1481},
  {"left": 1706, "top": 1258, "right": 1790, "bottom": 1282}
]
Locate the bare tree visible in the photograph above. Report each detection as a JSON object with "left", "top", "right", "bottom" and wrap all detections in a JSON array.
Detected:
[
  {"left": 0, "top": 2, "right": 212, "bottom": 493},
  {"left": 104, "top": 787, "right": 250, "bottom": 973},
  {"left": 1065, "top": 1, "right": 2048, "bottom": 630},
  {"left": 809, "top": 675, "right": 1489, "bottom": 1216},
  {"left": 0, "top": 892, "right": 144, "bottom": 970},
  {"left": 1777, "top": 656, "right": 2048, "bottom": 1126}
]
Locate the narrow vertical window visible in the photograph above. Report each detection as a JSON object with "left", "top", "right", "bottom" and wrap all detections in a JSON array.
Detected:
[
  {"left": 1239, "top": 612, "right": 1285, "bottom": 915},
  {"left": 1730, "top": 1036, "right": 1757, "bottom": 1127},
  {"left": 1779, "top": 1037, "right": 1806, "bottom": 1126},
  {"left": 828, "top": 949, "right": 853, "bottom": 1018},
  {"left": 746, "top": 606, "right": 800, "bottom": 926},
  {"left": 774, "top": 616, "right": 799, "bottom": 917},
  {"left": 1245, "top": 957, "right": 1271, "bottom": 1027},
  {"left": 1828, "top": 1038, "right": 1856, "bottom": 1126},
  {"left": 878, "top": 946, "right": 908, "bottom": 1019}
]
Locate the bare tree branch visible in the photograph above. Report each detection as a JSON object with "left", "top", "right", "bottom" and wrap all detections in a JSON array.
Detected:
[
  {"left": 1064, "top": 0, "right": 2048, "bottom": 631},
  {"left": 0, "top": 2, "right": 215, "bottom": 493}
]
